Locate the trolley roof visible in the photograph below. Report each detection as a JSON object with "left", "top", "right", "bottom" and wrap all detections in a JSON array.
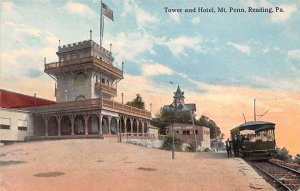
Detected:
[{"left": 231, "top": 121, "right": 275, "bottom": 134}]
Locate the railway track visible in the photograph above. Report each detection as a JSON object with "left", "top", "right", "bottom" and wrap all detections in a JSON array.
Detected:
[{"left": 250, "top": 160, "right": 300, "bottom": 191}]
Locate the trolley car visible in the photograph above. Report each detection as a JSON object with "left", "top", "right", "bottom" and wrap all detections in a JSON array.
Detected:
[{"left": 230, "top": 121, "right": 276, "bottom": 160}]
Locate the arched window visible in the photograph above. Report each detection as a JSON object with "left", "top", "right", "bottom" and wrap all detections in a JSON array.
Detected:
[
  {"left": 74, "top": 73, "right": 86, "bottom": 87},
  {"left": 75, "top": 95, "right": 86, "bottom": 101}
]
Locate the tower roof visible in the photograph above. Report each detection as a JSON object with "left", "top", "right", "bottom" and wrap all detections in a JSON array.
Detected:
[{"left": 173, "top": 85, "right": 184, "bottom": 98}]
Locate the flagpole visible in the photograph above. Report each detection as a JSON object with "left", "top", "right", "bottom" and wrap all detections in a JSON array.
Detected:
[
  {"left": 101, "top": 15, "right": 104, "bottom": 46},
  {"left": 100, "top": 0, "right": 103, "bottom": 46}
]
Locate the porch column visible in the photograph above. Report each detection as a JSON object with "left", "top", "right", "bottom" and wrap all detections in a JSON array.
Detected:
[
  {"left": 83, "top": 113, "right": 90, "bottom": 135},
  {"left": 43, "top": 115, "right": 49, "bottom": 137},
  {"left": 56, "top": 115, "right": 62, "bottom": 136},
  {"left": 116, "top": 118, "right": 120, "bottom": 134},
  {"left": 98, "top": 113, "right": 103, "bottom": 134},
  {"left": 123, "top": 117, "right": 127, "bottom": 134},
  {"left": 130, "top": 118, "right": 133, "bottom": 135},
  {"left": 136, "top": 119, "right": 139, "bottom": 136},
  {"left": 142, "top": 120, "right": 145, "bottom": 136},
  {"left": 108, "top": 116, "right": 111, "bottom": 134},
  {"left": 69, "top": 114, "right": 75, "bottom": 135}
]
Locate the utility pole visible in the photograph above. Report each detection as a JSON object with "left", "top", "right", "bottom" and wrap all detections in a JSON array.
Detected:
[
  {"left": 254, "top": 98, "right": 256, "bottom": 121},
  {"left": 172, "top": 123, "right": 175, "bottom": 159}
]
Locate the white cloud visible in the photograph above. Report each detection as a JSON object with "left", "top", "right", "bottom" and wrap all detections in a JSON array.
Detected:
[
  {"left": 168, "top": 12, "right": 180, "bottom": 23},
  {"left": 4, "top": 21, "right": 40, "bottom": 36},
  {"left": 15, "top": 26, "right": 40, "bottom": 36},
  {"left": 191, "top": 17, "right": 201, "bottom": 24},
  {"left": 288, "top": 49, "right": 300, "bottom": 59},
  {"left": 64, "top": 2, "right": 95, "bottom": 16},
  {"left": 262, "top": 47, "right": 270, "bottom": 53},
  {"left": 105, "top": 31, "right": 155, "bottom": 63},
  {"left": 1, "top": 1, "right": 13, "bottom": 10},
  {"left": 1, "top": 47, "right": 57, "bottom": 69},
  {"left": 122, "top": 0, "right": 159, "bottom": 29},
  {"left": 271, "top": 4, "right": 297, "bottom": 23},
  {"left": 46, "top": 32, "right": 59, "bottom": 45},
  {"left": 228, "top": 42, "right": 251, "bottom": 55},
  {"left": 160, "top": 36, "right": 204, "bottom": 56},
  {"left": 142, "top": 63, "right": 173, "bottom": 76}
]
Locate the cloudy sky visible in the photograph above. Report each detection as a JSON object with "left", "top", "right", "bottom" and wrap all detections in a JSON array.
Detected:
[{"left": 1, "top": 0, "right": 300, "bottom": 155}]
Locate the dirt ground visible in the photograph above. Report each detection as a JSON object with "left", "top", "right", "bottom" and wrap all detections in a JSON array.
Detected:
[{"left": 0, "top": 138, "right": 275, "bottom": 191}]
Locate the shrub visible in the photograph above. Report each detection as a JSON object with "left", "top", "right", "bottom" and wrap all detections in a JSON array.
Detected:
[
  {"left": 203, "top": 148, "right": 211, "bottom": 152},
  {"left": 273, "top": 147, "right": 292, "bottom": 161},
  {"left": 294, "top": 154, "right": 300, "bottom": 165},
  {"left": 183, "top": 143, "right": 196, "bottom": 152},
  {"left": 162, "top": 134, "right": 183, "bottom": 151}
]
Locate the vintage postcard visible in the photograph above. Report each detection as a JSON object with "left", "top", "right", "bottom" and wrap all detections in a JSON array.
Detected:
[{"left": 1, "top": 0, "right": 300, "bottom": 190}]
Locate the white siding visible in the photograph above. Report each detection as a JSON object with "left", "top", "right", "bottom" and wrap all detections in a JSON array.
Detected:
[{"left": 0, "top": 108, "right": 32, "bottom": 141}]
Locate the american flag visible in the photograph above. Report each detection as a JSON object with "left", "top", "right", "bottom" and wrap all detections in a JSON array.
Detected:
[{"left": 102, "top": 2, "right": 114, "bottom": 21}]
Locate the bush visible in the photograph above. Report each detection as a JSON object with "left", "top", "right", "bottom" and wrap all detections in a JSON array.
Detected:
[
  {"left": 162, "top": 134, "right": 183, "bottom": 151},
  {"left": 273, "top": 147, "right": 292, "bottom": 161},
  {"left": 183, "top": 143, "right": 196, "bottom": 152},
  {"left": 294, "top": 154, "right": 300, "bottom": 165},
  {"left": 203, "top": 148, "right": 211, "bottom": 152}
]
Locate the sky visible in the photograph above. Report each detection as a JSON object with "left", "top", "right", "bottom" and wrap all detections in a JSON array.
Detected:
[{"left": 1, "top": 0, "right": 300, "bottom": 155}]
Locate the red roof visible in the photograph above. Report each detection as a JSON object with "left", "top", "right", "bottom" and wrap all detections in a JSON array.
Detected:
[{"left": 0, "top": 89, "right": 56, "bottom": 109}]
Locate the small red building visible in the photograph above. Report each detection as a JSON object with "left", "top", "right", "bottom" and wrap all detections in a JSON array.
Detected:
[{"left": 166, "top": 123, "right": 211, "bottom": 149}]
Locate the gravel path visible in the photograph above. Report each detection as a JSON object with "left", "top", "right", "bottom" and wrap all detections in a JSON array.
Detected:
[{"left": 0, "top": 138, "right": 275, "bottom": 191}]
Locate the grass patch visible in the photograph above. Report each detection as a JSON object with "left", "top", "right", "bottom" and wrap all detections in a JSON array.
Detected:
[
  {"left": 137, "top": 167, "right": 157, "bottom": 171},
  {"left": 0, "top": 160, "right": 27, "bottom": 166},
  {"left": 96, "top": 160, "right": 104, "bottom": 162},
  {"left": 34, "top": 171, "right": 65, "bottom": 177}
]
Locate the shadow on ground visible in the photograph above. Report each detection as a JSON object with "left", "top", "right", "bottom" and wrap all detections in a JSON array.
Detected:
[
  {"left": 0, "top": 160, "right": 27, "bottom": 166},
  {"left": 34, "top": 172, "right": 65, "bottom": 177}
]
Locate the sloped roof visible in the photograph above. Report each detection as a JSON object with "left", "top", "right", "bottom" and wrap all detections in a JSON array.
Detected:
[
  {"left": 233, "top": 121, "right": 275, "bottom": 132},
  {"left": 173, "top": 85, "right": 184, "bottom": 98},
  {"left": 0, "top": 89, "right": 56, "bottom": 109}
]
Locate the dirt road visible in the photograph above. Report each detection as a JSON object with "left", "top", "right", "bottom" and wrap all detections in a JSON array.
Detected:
[{"left": 0, "top": 138, "right": 274, "bottom": 191}]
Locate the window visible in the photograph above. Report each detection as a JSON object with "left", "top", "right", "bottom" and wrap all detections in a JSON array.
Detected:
[
  {"left": 195, "top": 130, "right": 198, "bottom": 135},
  {"left": 74, "top": 73, "right": 86, "bottom": 86},
  {"left": 0, "top": 118, "right": 11, "bottom": 129},
  {"left": 102, "top": 78, "right": 105, "bottom": 83},
  {"left": 0, "top": 125, "right": 10, "bottom": 129},
  {"left": 183, "top": 130, "right": 190, "bottom": 135},
  {"left": 18, "top": 120, "right": 28, "bottom": 131},
  {"left": 18, "top": 126, "right": 27, "bottom": 131}
]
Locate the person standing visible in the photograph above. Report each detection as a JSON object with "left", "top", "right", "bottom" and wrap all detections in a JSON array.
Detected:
[{"left": 225, "top": 138, "right": 232, "bottom": 157}]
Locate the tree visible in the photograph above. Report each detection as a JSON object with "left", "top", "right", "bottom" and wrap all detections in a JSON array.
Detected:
[
  {"left": 195, "top": 115, "right": 221, "bottom": 139},
  {"left": 126, "top": 94, "right": 145, "bottom": 109},
  {"left": 162, "top": 134, "right": 183, "bottom": 151},
  {"left": 293, "top": 154, "right": 300, "bottom": 165}
]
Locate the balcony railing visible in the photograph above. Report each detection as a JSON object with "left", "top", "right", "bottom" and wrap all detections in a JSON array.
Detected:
[
  {"left": 44, "top": 56, "right": 123, "bottom": 77},
  {"left": 29, "top": 98, "right": 151, "bottom": 119},
  {"left": 95, "top": 82, "right": 117, "bottom": 96}
]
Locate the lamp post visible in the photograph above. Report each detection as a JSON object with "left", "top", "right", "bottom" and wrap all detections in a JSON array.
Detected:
[
  {"left": 172, "top": 123, "right": 175, "bottom": 159},
  {"left": 65, "top": 90, "right": 68, "bottom": 102}
]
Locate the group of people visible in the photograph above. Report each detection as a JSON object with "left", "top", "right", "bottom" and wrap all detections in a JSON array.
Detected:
[{"left": 225, "top": 136, "right": 240, "bottom": 158}]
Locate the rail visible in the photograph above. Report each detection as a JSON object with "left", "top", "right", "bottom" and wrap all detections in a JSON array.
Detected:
[
  {"left": 30, "top": 98, "right": 151, "bottom": 119},
  {"left": 44, "top": 56, "right": 123, "bottom": 77},
  {"left": 95, "top": 82, "right": 117, "bottom": 95},
  {"left": 250, "top": 160, "right": 300, "bottom": 191}
]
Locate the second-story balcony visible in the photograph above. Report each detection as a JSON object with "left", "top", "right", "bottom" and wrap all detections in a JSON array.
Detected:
[
  {"left": 44, "top": 56, "right": 123, "bottom": 79},
  {"left": 95, "top": 82, "right": 117, "bottom": 96}
]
